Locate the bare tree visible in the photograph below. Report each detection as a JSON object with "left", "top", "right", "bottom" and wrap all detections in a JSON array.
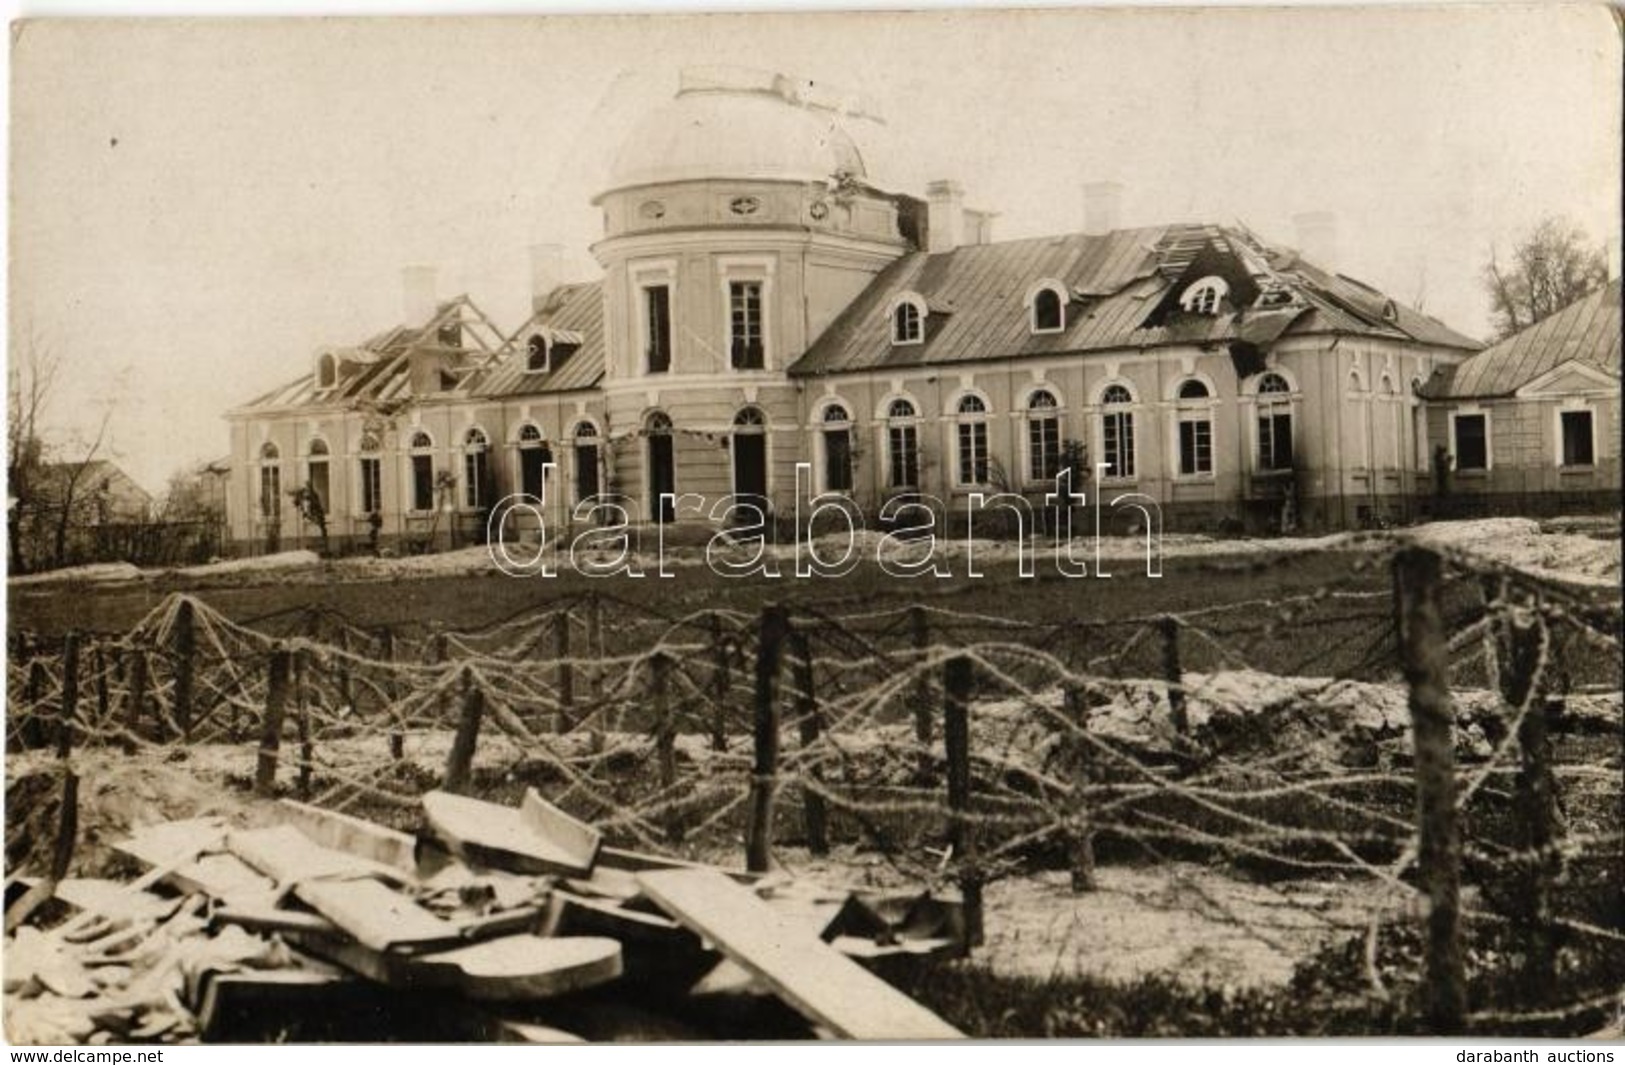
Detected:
[{"left": 1482, "top": 217, "right": 1609, "bottom": 341}]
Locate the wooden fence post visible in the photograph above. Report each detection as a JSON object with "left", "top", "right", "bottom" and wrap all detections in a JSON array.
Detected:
[
  {"left": 94, "top": 643, "right": 110, "bottom": 744},
  {"left": 1062, "top": 684, "right": 1097, "bottom": 893},
  {"left": 430, "top": 628, "right": 450, "bottom": 726},
  {"left": 380, "top": 627, "right": 403, "bottom": 760},
  {"left": 125, "top": 648, "right": 148, "bottom": 751},
  {"left": 556, "top": 606, "right": 575, "bottom": 729},
  {"left": 57, "top": 632, "right": 79, "bottom": 760},
  {"left": 1158, "top": 615, "right": 1188, "bottom": 738},
  {"left": 789, "top": 629, "right": 829, "bottom": 856},
  {"left": 710, "top": 612, "right": 730, "bottom": 752},
  {"left": 22, "top": 647, "right": 47, "bottom": 750},
  {"left": 444, "top": 667, "right": 485, "bottom": 795},
  {"left": 173, "top": 598, "right": 196, "bottom": 742},
  {"left": 746, "top": 605, "right": 790, "bottom": 873},
  {"left": 1500, "top": 602, "right": 1557, "bottom": 1000},
  {"left": 295, "top": 649, "right": 313, "bottom": 801},
  {"left": 910, "top": 605, "right": 932, "bottom": 743},
  {"left": 255, "top": 646, "right": 292, "bottom": 798},
  {"left": 587, "top": 593, "right": 604, "bottom": 700},
  {"left": 650, "top": 651, "right": 683, "bottom": 845},
  {"left": 1394, "top": 546, "right": 1466, "bottom": 1034},
  {"left": 944, "top": 654, "right": 983, "bottom": 946}
]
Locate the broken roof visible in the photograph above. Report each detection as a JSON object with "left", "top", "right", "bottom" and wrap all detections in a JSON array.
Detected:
[
  {"left": 473, "top": 283, "right": 607, "bottom": 399},
  {"left": 1420, "top": 279, "right": 1621, "bottom": 400},
  {"left": 788, "top": 223, "right": 1480, "bottom": 377}
]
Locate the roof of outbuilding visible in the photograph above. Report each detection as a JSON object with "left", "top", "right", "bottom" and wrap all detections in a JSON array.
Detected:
[
  {"left": 788, "top": 223, "right": 1480, "bottom": 377},
  {"left": 1419, "top": 279, "right": 1621, "bottom": 400}
]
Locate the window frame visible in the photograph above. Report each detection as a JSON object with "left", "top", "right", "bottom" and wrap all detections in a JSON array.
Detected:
[
  {"left": 305, "top": 438, "right": 331, "bottom": 513},
  {"left": 406, "top": 430, "right": 436, "bottom": 513},
  {"left": 1252, "top": 372, "right": 1296, "bottom": 475},
  {"left": 1026, "top": 281, "right": 1068, "bottom": 335},
  {"left": 953, "top": 393, "right": 991, "bottom": 487},
  {"left": 818, "top": 401, "right": 855, "bottom": 494},
  {"left": 1024, "top": 387, "right": 1063, "bottom": 485},
  {"left": 883, "top": 396, "right": 921, "bottom": 490},
  {"left": 1449, "top": 410, "right": 1490, "bottom": 473},
  {"left": 258, "top": 442, "right": 282, "bottom": 521},
  {"left": 718, "top": 256, "right": 774, "bottom": 372},
  {"left": 462, "top": 426, "right": 491, "bottom": 510},
  {"left": 1098, "top": 383, "right": 1137, "bottom": 482},
  {"left": 1180, "top": 275, "right": 1230, "bottom": 316},
  {"left": 1557, "top": 407, "right": 1596, "bottom": 469},
  {"left": 525, "top": 334, "right": 549, "bottom": 374},
  {"left": 890, "top": 295, "right": 926, "bottom": 346},
  {"left": 1172, "top": 378, "right": 1216, "bottom": 479}
]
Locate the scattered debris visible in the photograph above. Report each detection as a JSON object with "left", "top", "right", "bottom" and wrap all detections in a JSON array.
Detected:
[{"left": 4, "top": 789, "right": 965, "bottom": 1043}]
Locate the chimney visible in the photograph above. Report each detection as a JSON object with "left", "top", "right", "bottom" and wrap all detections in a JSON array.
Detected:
[
  {"left": 401, "top": 265, "right": 438, "bottom": 328},
  {"left": 1082, "top": 181, "right": 1123, "bottom": 237},
  {"left": 963, "top": 208, "right": 997, "bottom": 246},
  {"left": 1293, "top": 211, "right": 1340, "bottom": 272},
  {"left": 925, "top": 180, "right": 965, "bottom": 253},
  {"left": 529, "top": 243, "right": 566, "bottom": 312}
]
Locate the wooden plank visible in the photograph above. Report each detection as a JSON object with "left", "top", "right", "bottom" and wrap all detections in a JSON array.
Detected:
[
  {"left": 227, "top": 826, "right": 457, "bottom": 954},
  {"left": 113, "top": 820, "right": 276, "bottom": 903},
  {"left": 422, "top": 790, "right": 594, "bottom": 877},
  {"left": 636, "top": 868, "right": 963, "bottom": 1040},
  {"left": 544, "top": 889, "right": 714, "bottom": 989},
  {"left": 288, "top": 931, "right": 622, "bottom": 1003},
  {"left": 518, "top": 790, "right": 601, "bottom": 872},
  {"left": 272, "top": 799, "right": 419, "bottom": 873}
]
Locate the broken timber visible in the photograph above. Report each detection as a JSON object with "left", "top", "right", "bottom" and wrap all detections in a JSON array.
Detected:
[
  {"left": 637, "top": 868, "right": 964, "bottom": 1040},
  {"left": 422, "top": 788, "right": 600, "bottom": 877}
]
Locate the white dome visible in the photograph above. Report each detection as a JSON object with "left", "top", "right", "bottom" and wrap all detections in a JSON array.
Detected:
[{"left": 604, "top": 88, "right": 867, "bottom": 194}]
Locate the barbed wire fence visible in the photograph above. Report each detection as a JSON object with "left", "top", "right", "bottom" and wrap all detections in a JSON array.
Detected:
[{"left": 5, "top": 541, "right": 1622, "bottom": 1035}]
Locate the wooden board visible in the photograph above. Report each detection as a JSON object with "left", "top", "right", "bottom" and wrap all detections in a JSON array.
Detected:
[
  {"left": 227, "top": 826, "right": 458, "bottom": 954},
  {"left": 288, "top": 931, "right": 623, "bottom": 1003},
  {"left": 519, "top": 790, "right": 601, "bottom": 872},
  {"left": 544, "top": 889, "right": 714, "bottom": 989},
  {"left": 422, "top": 790, "right": 595, "bottom": 877},
  {"left": 114, "top": 821, "right": 278, "bottom": 904},
  {"left": 637, "top": 868, "right": 963, "bottom": 1041},
  {"left": 273, "top": 799, "right": 419, "bottom": 873}
]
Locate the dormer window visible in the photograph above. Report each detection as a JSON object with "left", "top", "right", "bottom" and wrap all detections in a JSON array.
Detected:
[
  {"left": 526, "top": 334, "right": 548, "bottom": 373},
  {"left": 1382, "top": 299, "right": 1399, "bottom": 323},
  {"left": 890, "top": 294, "right": 926, "bottom": 345},
  {"left": 1180, "top": 276, "right": 1230, "bottom": 316},
  {"left": 1027, "top": 281, "right": 1068, "bottom": 334},
  {"left": 316, "top": 353, "right": 337, "bottom": 390}
]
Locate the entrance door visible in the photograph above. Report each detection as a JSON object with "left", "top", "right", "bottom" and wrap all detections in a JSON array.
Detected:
[
  {"left": 732, "top": 434, "right": 767, "bottom": 507},
  {"left": 647, "top": 416, "right": 675, "bottom": 523}
]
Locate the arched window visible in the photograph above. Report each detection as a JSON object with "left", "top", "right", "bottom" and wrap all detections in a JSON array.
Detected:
[
  {"left": 1027, "top": 388, "right": 1061, "bottom": 482},
  {"left": 408, "top": 430, "right": 435, "bottom": 512},
  {"left": 572, "top": 421, "right": 601, "bottom": 504},
  {"left": 258, "top": 442, "right": 281, "bottom": 519},
  {"left": 955, "top": 394, "right": 990, "bottom": 486},
  {"left": 1100, "top": 384, "right": 1136, "bottom": 479},
  {"left": 316, "top": 354, "right": 337, "bottom": 389},
  {"left": 358, "top": 432, "right": 382, "bottom": 515},
  {"left": 306, "top": 438, "right": 330, "bottom": 514},
  {"left": 891, "top": 298, "right": 924, "bottom": 345},
  {"left": 885, "top": 398, "right": 920, "bottom": 488},
  {"left": 1031, "top": 287, "right": 1065, "bottom": 333},
  {"left": 516, "top": 423, "right": 551, "bottom": 498},
  {"left": 1180, "top": 276, "right": 1229, "bottom": 316},
  {"left": 1256, "top": 373, "right": 1294, "bottom": 472},
  {"left": 526, "top": 334, "right": 548, "bottom": 373},
  {"left": 1174, "top": 379, "right": 1214, "bottom": 476},
  {"left": 820, "top": 403, "right": 854, "bottom": 493},
  {"left": 733, "top": 407, "right": 767, "bottom": 431},
  {"left": 463, "top": 427, "right": 490, "bottom": 509}
]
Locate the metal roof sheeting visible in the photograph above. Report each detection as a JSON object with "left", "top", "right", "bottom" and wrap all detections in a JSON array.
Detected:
[
  {"left": 1422, "top": 279, "right": 1622, "bottom": 400},
  {"left": 474, "top": 283, "right": 606, "bottom": 398},
  {"left": 789, "top": 224, "right": 1480, "bottom": 378}
]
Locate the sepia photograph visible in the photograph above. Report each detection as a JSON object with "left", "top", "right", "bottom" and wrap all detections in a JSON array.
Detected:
[{"left": 4, "top": 4, "right": 1622, "bottom": 1045}]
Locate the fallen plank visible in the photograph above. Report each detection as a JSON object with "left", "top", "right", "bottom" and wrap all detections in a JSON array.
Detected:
[
  {"left": 544, "top": 889, "right": 713, "bottom": 989},
  {"left": 636, "top": 868, "right": 964, "bottom": 1040},
  {"left": 273, "top": 799, "right": 419, "bottom": 873},
  {"left": 228, "top": 826, "right": 458, "bottom": 954},
  {"left": 519, "top": 790, "right": 601, "bottom": 872},
  {"left": 114, "top": 819, "right": 274, "bottom": 903},
  {"left": 422, "top": 790, "right": 595, "bottom": 877},
  {"left": 288, "top": 931, "right": 623, "bottom": 1003}
]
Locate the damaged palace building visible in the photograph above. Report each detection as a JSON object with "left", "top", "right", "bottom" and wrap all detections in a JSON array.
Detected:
[{"left": 224, "top": 67, "right": 1609, "bottom": 556}]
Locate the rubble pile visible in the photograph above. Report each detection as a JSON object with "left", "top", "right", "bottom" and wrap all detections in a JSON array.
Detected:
[{"left": 3, "top": 788, "right": 965, "bottom": 1043}]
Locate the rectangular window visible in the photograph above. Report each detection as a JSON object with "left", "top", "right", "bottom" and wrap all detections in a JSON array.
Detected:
[
  {"left": 575, "top": 444, "right": 600, "bottom": 504},
  {"left": 888, "top": 424, "right": 919, "bottom": 488},
  {"left": 259, "top": 466, "right": 281, "bottom": 519},
  {"left": 1028, "top": 415, "right": 1060, "bottom": 482},
  {"left": 410, "top": 455, "right": 434, "bottom": 511},
  {"left": 1560, "top": 410, "right": 1594, "bottom": 467},
  {"left": 729, "top": 281, "right": 764, "bottom": 369},
  {"left": 1453, "top": 413, "right": 1488, "bottom": 471},
  {"left": 957, "top": 422, "right": 989, "bottom": 485},
  {"left": 1103, "top": 411, "right": 1136, "bottom": 479},
  {"left": 1179, "top": 419, "right": 1213, "bottom": 476},
  {"left": 644, "top": 285, "right": 671, "bottom": 374},
  {"left": 359, "top": 457, "right": 382, "bottom": 514},
  {"left": 1258, "top": 412, "right": 1294, "bottom": 471},
  {"left": 824, "top": 429, "right": 853, "bottom": 492},
  {"left": 464, "top": 450, "right": 488, "bottom": 509}
]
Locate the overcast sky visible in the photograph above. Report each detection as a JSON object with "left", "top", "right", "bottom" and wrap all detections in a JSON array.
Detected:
[{"left": 9, "top": 6, "right": 1620, "bottom": 494}]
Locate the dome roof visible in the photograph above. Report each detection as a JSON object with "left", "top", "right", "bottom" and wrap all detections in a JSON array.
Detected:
[{"left": 603, "top": 88, "right": 867, "bottom": 195}]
